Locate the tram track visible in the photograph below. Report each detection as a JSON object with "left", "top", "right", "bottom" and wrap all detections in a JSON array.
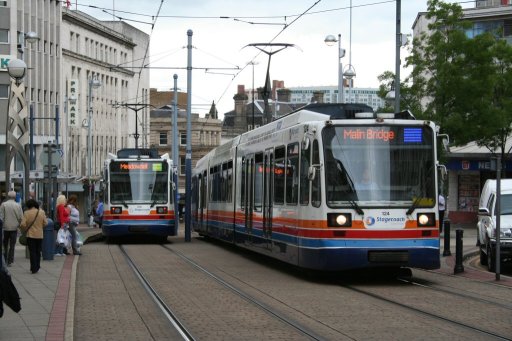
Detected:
[
  {"left": 343, "top": 283, "right": 512, "bottom": 341},
  {"left": 118, "top": 243, "right": 329, "bottom": 341},
  {"left": 119, "top": 245, "right": 195, "bottom": 341},
  {"left": 397, "top": 275, "right": 512, "bottom": 311},
  {"left": 76, "top": 239, "right": 512, "bottom": 340}
]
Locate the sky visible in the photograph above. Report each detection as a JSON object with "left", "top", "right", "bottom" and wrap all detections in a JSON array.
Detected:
[{"left": 74, "top": 0, "right": 471, "bottom": 119}]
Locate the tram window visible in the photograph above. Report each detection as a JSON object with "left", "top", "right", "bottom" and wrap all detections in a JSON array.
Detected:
[
  {"left": 300, "top": 140, "right": 310, "bottom": 205},
  {"left": 274, "top": 146, "right": 286, "bottom": 205},
  {"left": 254, "top": 153, "right": 263, "bottom": 211},
  {"left": 311, "top": 140, "right": 321, "bottom": 208},
  {"left": 286, "top": 143, "right": 299, "bottom": 205},
  {"left": 241, "top": 158, "right": 245, "bottom": 209},
  {"left": 202, "top": 171, "right": 207, "bottom": 207},
  {"left": 227, "top": 160, "right": 233, "bottom": 203}
]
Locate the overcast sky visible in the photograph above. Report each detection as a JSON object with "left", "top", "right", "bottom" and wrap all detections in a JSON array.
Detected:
[{"left": 75, "top": 0, "right": 470, "bottom": 118}]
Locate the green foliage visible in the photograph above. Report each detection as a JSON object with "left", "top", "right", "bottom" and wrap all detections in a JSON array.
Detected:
[{"left": 378, "top": 0, "right": 512, "bottom": 161}]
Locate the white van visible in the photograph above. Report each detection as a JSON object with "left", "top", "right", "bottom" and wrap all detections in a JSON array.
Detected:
[{"left": 477, "top": 179, "right": 512, "bottom": 271}]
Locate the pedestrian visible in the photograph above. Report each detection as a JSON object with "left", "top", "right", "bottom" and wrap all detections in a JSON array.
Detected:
[
  {"left": 0, "top": 191, "right": 23, "bottom": 267},
  {"left": 20, "top": 199, "right": 48, "bottom": 274},
  {"left": 66, "top": 194, "right": 81, "bottom": 255},
  {"left": 439, "top": 193, "right": 446, "bottom": 233},
  {"left": 94, "top": 195, "right": 104, "bottom": 229},
  {"left": 55, "top": 194, "right": 71, "bottom": 255}
]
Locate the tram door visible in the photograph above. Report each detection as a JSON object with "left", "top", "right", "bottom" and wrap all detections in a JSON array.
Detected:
[
  {"left": 199, "top": 170, "right": 207, "bottom": 232},
  {"left": 263, "top": 149, "right": 273, "bottom": 248},
  {"left": 244, "top": 156, "right": 254, "bottom": 243}
]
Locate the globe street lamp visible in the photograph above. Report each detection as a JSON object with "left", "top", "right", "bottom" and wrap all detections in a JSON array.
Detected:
[
  {"left": 324, "top": 34, "right": 345, "bottom": 103},
  {"left": 5, "top": 59, "right": 30, "bottom": 201},
  {"left": 87, "top": 76, "right": 101, "bottom": 226},
  {"left": 343, "top": 64, "right": 356, "bottom": 103}
]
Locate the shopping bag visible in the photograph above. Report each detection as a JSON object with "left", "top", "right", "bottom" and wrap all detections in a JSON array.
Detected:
[
  {"left": 0, "top": 269, "right": 21, "bottom": 313},
  {"left": 64, "top": 230, "right": 72, "bottom": 250},
  {"left": 76, "top": 231, "right": 83, "bottom": 247},
  {"left": 57, "top": 228, "right": 67, "bottom": 245}
]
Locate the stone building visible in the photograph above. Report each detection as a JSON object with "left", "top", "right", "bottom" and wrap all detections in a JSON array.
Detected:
[{"left": 149, "top": 94, "right": 222, "bottom": 205}]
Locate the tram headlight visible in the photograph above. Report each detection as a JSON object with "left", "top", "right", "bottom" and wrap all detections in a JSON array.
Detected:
[
  {"left": 110, "top": 206, "right": 122, "bottom": 214},
  {"left": 156, "top": 206, "right": 168, "bottom": 214},
  {"left": 417, "top": 213, "right": 435, "bottom": 227},
  {"left": 327, "top": 213, "right": 352, "bottom": 227}
]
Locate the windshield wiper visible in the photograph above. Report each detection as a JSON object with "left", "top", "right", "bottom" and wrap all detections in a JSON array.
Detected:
[
  {"left": 406, "top": 197, "right": 422, "bottom": 216},
  {"left": 349, "top": 200, "right": 364, "bottom": 216}
]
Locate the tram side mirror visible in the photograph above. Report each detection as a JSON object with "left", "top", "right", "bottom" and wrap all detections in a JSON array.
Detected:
[
  {"left": 437, "top": 164, "right": 447, "bottom": 181},
  {"left": 438, "top": 134, "right": 450, "bottom": 152},
  {"left": 308, "top": 166, "right": 316, "bottom": 180},
  {"left": 302, "top": 136, "right": 310, "bottom": 150}
]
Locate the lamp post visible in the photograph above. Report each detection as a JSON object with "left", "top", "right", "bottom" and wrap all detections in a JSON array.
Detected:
[
  {"left": 324, "top": 34, "right": 345, "bottom": 103},
  {"left": 344, "top": 0, "right": 356, "bottom": 103},
  {"left": 6, "top": 59, "right": 30, "bottom": 201},
  {"left": 343, "top": 65, "right": 356, "bottom": 103},
  {"left": 87, "top": 76, "right": 101, "bottom": 226},
  {"left": 248, "top": 61, "right": 259, "bottom": 129}
]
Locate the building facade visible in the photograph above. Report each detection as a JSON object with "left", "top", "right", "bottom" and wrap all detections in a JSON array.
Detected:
[
  {"left": 286, "top": 86, "right": 385, "bottom": 111},
  {"left": 149, "top": 102, "right": 222, "bottom": 206},
  {"left": 62, "top": 8, "right": 150, "bottom": 182},
  {"left": 0, "top": 0, "right": 62, "bottom": 195}
]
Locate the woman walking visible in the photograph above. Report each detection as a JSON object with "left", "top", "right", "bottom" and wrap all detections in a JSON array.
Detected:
[
  {"left": 20, "top": 199, "right": 48, "bottom": 274},
  {"left": 67, "top": 194, "right": 81, "bottom": 255}
]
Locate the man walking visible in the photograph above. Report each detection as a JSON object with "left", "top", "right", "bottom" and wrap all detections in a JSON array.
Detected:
[{"left": 0, "top": 191, "right": 23, "bottom": 266}]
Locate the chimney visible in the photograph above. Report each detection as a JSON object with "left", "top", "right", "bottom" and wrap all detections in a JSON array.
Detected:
[
  {"left": 313, "top": 91, "right": 324, "bottom": 103},
  {"left": 277, "top": 88, "right": 291, "bottom": 102}
]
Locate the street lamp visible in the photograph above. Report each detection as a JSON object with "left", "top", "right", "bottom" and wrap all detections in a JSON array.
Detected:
[
  {"left": 343, "top": 64, "right": 356, "bottom": 103},
  {"left": 324, "top": 34, "right": 345, "bottom": 103},
  {"left": 87, "top": 76, "right": 101, "bottom": 226},
  {"left": 248, "top": 61, "right": 259, "bottom": 129},
  {"left": 5, "top": 59, "right": 30, "bottom": 201}
]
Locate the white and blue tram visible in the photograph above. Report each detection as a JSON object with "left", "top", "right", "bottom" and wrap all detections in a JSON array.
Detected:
[
  {"left": 192, "top": 104, "right": 443, "bottom": 271},
  {"left": 101, "top": 148, "right": 177, "bottom": 239}
]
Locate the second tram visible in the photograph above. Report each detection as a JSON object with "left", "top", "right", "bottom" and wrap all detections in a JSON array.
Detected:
[
  {"left": 192, "top": 104, "right": 443, "bottom": 271},
  {"left": 101, "top": 148, "right": 177, "bottom": 239}
]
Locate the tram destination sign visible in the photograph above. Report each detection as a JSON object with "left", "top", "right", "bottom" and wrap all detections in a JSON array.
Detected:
[{"left": 110, "top": 161, "right": 167, "bottom": 172}]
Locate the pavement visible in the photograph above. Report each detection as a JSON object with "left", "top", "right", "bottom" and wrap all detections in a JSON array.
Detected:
[{"left": 0, "top": 222, "right": 511, "bottom": 341}]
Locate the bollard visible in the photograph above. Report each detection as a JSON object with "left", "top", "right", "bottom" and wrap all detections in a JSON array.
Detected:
[
  {"left": 42, "top": 218, "right": 55, "bottom": 260},
  {"left": 442, "top": 219, "right": 451, "bottom": 256},
  {"left": 454, "top": 228, "right": 464, "bottom": 274}
]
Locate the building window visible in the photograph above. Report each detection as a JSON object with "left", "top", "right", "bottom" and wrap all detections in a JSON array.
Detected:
[
  {"left": 0, "top": 29, "right": 8, "bottom": 43},
  {"left": 180, "top": 132, "right": 187, "bottom": 146},
  {"left": 180, "top": 156, "right": 186, "bottom": 175},
  {"left": 0, "top": 84, "right": 8, "bottom": 98},
  {"left": 0, "top": 1, "right": 7, "bottom": 6},
  {"left": 159, "top": 132, "right": 167, "bottom": 145}
]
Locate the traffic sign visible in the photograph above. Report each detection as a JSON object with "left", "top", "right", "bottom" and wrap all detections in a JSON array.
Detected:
[{"left": 39, "top": 145, "right": 63, "bottom": 166}]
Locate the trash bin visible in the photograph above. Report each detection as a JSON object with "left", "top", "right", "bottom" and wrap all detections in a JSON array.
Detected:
[{"left": 42, "top": 218, "right": 55, "bottom": 260}]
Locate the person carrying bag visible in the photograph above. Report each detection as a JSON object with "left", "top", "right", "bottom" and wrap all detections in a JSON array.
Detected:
[
  {"left": 18, "top": 208, "right": 39, "bottom": 246},
  {"left": 20, "top": 200, "right": 48, "bottom": 274}
]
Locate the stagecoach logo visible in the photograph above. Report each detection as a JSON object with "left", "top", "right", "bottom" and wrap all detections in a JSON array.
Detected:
[{"left": 365, "top": 217, "right": 376, "bottom": 226}]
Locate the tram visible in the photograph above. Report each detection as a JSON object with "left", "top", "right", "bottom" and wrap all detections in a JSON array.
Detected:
[
  {"left": 192, "top": 104, "right": 443, "bottom": 271},
  {"left": 101, "top": 148, "right": 177, "bottom": 239}
]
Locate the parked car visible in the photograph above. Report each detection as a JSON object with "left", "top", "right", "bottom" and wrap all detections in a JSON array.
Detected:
[{"left": 477, "top": 179, "right": 512, "bottom": 271}]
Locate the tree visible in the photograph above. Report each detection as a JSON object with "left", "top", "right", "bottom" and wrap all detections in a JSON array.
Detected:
[{"left": 403, "top": 0, "right": 512, "bottom": 164}]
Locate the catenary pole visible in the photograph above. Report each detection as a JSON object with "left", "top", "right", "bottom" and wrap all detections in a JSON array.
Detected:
[
  {"left": 185, "top": 30, "right": 193, "bottom": 242},
  {"left": 173, "top": 74, "right": 180, "bottom": 233}
]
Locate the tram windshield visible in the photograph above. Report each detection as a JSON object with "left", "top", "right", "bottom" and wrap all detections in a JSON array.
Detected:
[
  {"left": 323, "top": 125, "right": 436, "bottom": 207},
  {"left": 109, "top": 161, "right": 169, "bottom": 205}
]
